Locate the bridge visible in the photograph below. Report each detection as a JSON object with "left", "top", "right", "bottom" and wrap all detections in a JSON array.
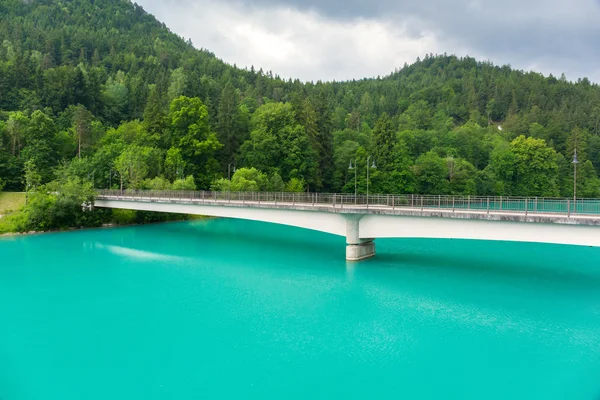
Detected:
[{"left": 95, "top": 190, "right": 600, "bottom": 261}]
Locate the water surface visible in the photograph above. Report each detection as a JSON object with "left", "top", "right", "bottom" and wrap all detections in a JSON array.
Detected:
[{"left": 1, "top": 219, "right": 600, "bottom": 399}]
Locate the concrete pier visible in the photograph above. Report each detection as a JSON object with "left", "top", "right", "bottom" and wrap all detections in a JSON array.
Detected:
[
  {"left": 346, "top": 240, "right": 376, "bottom": 261},
  {"left": 345, "top": 215, "right": 375, "bottom": 261}
]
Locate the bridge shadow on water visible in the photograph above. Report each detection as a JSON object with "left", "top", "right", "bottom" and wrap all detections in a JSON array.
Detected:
[
  {"left": 109, "top": 219, "right": 600, "bottom": 293},
  {"left": 149, "top": 219, "right": 345, "bottom": 265},
  {"left": 373, "top": 238, "right": 600, "bottom": 292}
]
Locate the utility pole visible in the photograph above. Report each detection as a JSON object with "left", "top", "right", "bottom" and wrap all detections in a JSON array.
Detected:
[
  {"left": 228, "top": 163, "right": 236, "bottom": 193},
  {"left": 366, "top": 156, "right": 376, "bottom": 206},
  {"left": 348, "top": 159, "right": 357, "bottom": 204},
  {"left": 573, "top": 148, "right": 579, "bottom": 214}
]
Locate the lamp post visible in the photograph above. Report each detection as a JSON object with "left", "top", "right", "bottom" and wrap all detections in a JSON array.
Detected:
[
  {"left": 367, "top": 156, "right": 376, "bottom": 206},
  {"left": 348, "top": 159, "right": 357, "bottom": 204},
  {"left": 573, "top": 148, "right": 579, "bottom": 213},
  {"left": 228, "top": 163, "right": 236, "bottom": 193},
  {"left": 88, "top": 169, "right": 96, "bottom": 188}
]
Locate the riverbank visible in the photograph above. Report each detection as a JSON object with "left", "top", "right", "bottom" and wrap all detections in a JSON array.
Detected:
[
  {"left": 0, "top": 214, "right": 212, "bottom": 237},
  {"left": 0, "top": 187, "right": 213, "bottom": 235}
]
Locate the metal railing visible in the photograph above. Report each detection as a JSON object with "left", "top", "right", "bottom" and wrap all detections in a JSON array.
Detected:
[{"left": 95, "top": 190, "right": 600, "bottom": 217}]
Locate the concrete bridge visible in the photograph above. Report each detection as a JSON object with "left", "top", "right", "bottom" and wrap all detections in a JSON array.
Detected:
[{"left": 95, "top": 190, "right": 600, "bottom": 261}]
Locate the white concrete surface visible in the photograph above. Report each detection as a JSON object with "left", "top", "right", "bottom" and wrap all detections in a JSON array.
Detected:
[
  {"left": 95, "top": 199, "right": 347, "bottom": 236},
  {"left": 360, "top": 215, "right": 600, "bottom": 247},
  {"left": 346, "top": 241, "right": 376, "bottom": 261}
]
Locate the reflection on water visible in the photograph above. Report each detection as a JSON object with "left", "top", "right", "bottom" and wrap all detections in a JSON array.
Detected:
[
  {"left": 94, "top": 243, "right": 190, "bottom": 262},
  {"left": 1, "top": 218, "right": 600, "bottom": 400}
]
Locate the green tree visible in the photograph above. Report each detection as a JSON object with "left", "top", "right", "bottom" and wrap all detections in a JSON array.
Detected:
[
  {"left": 143, "top": 84, "right": 167, "bottom": 140},
  {"left": 211, "top": 167, "right": 267, "bottom": 192},
  {"left": 286, "top": 177, "right": 305, "bottom": 192},
  {"left": 72, "top": 105, "right": 93, "bottom": 159},
  {"left": 102, "top": 72, "right": 129, "bottom": 125},
  {"left": 447, "top": 156, "right": 477, "bottom": 194},
  {"left": 168, "top": 96, "right": 222, "bottom": 188},
  {"left": 142, "top": 176, "right": 172, "bottom": 190},
  {"left": 23, "top": 159, "right": 41, "bottom": 196},
  {"left": 311, "top": 90, "right": 335, "bottom": 191},
  {"left": 115, "top": 145, "right": 153, "bottom": 189},
  {"left": 6, "top": 111, "right": 28, "bottom": 156},
  {"left": 371, "top": 113, "right": 395, "bottom": 168},
  {"left": 172, "top": 175, "right": 196, "bottom": 190},
  {"left": 490, "top": 136, "right": 559, "bottom": 196},
  {"left": 14, "top": 177, "right": 100, "bottom": 232},
  {"left": 267, "top": 172, "right": 285, "bottom": 192},
  {"left": 370, "top": 140, "right": 416, "bottom": 194},
  {"left": 167, "top": 67, "right": 187, "bottom": 102},
  {"left": 414, "top": 151, "right": 450, "bottom": 194},
  {"left": 164, "top": 147, "right": 185, "bottom": 182},
  {"left": 576, "top": 160, "right": 600, "bottom": 198},
  {"left": 22, "top": 110, "right": 58, "bottom": 183},
  {"left": 510, "top": 136, "right": 559, "bottom": 196},
  {"left": 240, "top": 102, "right": 316, "bottom": 184},
  {"left": 216, "top": 83, "right": 245, "bottom": 168}
]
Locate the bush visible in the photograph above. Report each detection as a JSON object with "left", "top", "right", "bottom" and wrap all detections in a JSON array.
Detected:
[
  {"left": 111, "top": 209, "right": 136, "bottom": 225},
  {"left": 286, "top": 178, "right": 305, "bottom": 192},
  {"left": 172, "top": 175, "right": 196, "bottom": 190},
  {"left": 14, "top": 177, "right": 104, "bottom": 232},
  {"left": 267, "top": 173, "right": 285, "bottom": 192},
  {"left": 0, "top": 213, "right": 20, "bottom": 234},
  {"left": 142, "top": 176, "right": 172, "bottom": 190}
]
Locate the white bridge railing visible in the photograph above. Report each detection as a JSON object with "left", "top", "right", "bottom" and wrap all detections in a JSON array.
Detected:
[{"left": 95, "top": 189, "right": 600, "bottom": 217}]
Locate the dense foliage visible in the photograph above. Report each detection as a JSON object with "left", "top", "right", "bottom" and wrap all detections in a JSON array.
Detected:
[{"left": 2, "top": 0, "right": 600, "bottom": 222}]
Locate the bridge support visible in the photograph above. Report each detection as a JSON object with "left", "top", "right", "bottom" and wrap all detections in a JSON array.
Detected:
[{"left": 345, "top": 214, "right": 375, "bottom": 261}]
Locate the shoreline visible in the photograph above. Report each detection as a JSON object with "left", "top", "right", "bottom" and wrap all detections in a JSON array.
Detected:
[{"left": 0, "top": 215, "right": 213, "bottom": 238}]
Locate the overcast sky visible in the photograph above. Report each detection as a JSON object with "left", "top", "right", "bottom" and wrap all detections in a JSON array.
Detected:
[{"left": 135, "top": 0, "right": 600, "bottom": 83}]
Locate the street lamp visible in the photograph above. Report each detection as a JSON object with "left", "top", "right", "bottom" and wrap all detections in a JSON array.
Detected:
[
  {"left": 228, "top": 163, "right": 236, "bottom": 193},
  {"left": 573, "top": 148, "right": 579, "bottom": 213},
  {"left": 88, "top": 169, "right": 96, "bottom": 188},
  {"left": 367, "top": 156, "right": 376, "bottom": 206},
  {"left": 348, "top": 159, "right": 357, "bottom": 204}
]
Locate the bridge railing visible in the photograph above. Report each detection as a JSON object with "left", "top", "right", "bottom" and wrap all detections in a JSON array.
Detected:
[{"left": 95, "top": 190, "right": 600, "bottom": 216}]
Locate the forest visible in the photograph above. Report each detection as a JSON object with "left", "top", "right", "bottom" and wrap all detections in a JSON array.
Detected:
[{"left": 1, "top": 0, "right": 600, "bottom": 231}]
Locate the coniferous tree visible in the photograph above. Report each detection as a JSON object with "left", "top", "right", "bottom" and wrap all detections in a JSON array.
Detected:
[{"left": 216, "top": 83, "right": 243, "bottom": 170}]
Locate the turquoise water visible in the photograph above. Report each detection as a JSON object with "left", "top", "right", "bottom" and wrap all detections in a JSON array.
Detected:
[{"left": 1, "top": 219, "right": 600, "bottom": 399}]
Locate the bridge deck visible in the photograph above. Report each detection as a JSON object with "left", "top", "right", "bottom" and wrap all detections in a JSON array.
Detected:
[{"left": 96, "top": 191, "right": 600, "bottom": 226}]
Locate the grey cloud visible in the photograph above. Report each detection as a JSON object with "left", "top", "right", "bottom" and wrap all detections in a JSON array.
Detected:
[
  {"left": 240, "top": 0, "right": 600, "bottom": 79},
  {"left": 139, "top": 0, "right": 600, "bottom": 81}
]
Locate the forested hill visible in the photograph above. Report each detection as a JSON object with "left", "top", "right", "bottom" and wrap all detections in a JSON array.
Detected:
[{"left": 2, "top": 0, "right": 600, "bottom": 203}]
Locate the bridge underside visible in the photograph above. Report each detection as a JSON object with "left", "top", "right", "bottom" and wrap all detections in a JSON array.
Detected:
[{"left": 95, "top": 199, "right": 600, "bottom": 261}]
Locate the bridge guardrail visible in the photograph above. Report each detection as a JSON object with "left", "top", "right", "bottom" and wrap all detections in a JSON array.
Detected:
[{"left": 95, "top": 190, "right": 600, "bottom": 217}]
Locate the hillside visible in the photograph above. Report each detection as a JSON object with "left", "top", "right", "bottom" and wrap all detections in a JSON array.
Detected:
[{"left": 1, "top": 0, "right": 600, "bottom": 207}]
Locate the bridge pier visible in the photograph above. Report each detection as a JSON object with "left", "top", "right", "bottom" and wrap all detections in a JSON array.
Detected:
[{"left": 345, "top": 214, "right": 375, "bottom": 261}]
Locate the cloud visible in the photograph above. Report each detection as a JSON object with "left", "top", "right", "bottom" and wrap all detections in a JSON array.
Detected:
[{"left": 135, "top": 0, "right": 600, "bottom": 82}]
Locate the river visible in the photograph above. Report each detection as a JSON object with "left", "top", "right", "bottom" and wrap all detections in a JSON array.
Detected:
[{"left": 1, "top": 219, "right": 600, "bottom": 399}]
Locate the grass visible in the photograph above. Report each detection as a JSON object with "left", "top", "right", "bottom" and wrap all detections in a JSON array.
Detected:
[{"left": 0, "top": 192, "right": 26, "bottom": 215}]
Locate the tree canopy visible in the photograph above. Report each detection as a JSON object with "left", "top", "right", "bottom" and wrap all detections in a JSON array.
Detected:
[{"left": 0, "top": 0, "right": 599, "bottom": 205}]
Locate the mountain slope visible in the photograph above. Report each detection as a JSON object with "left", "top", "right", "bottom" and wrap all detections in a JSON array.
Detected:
[{"left": 1, "top": 0, "right": 600, "bottom": 201}]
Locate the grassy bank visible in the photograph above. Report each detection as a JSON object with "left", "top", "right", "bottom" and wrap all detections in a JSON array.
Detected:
[
  {"left": 0, "top": 192, "right": 26, "bottom": 215},
  {"left": 0, "top": 192, "right": 26, "bottom": 234}
]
